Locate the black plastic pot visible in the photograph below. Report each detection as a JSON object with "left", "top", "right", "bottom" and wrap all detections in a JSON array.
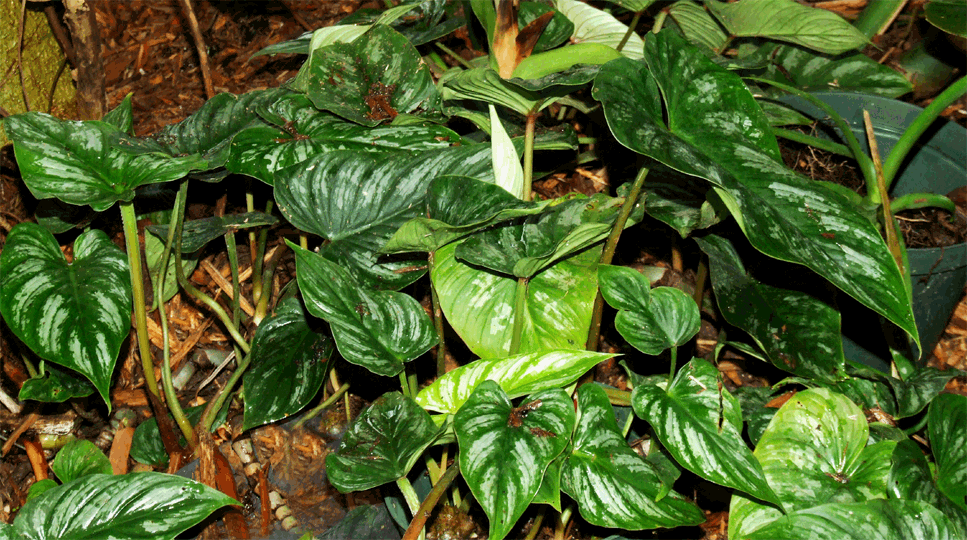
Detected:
[{"left": 779, "top": 92, "right": 966, "bottom": 373}]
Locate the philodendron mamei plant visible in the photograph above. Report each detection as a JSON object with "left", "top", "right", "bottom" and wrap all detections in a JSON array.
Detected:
[{"left": 1, "top": 1, "right": 965, "bottom": 539}]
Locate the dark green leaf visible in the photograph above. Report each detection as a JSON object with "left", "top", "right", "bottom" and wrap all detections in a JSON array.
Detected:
[
  {"left": 929, "top": 393, "right": 967, "bottom": 508},
  {"left": 291, "top": 25, "right": 443, "bottom": 126},
  {"left": 890, "top": 439, "right": 967, "bottom": 536},
  {"left": 50, "top": 440, "right": 112, "bottom": 484},
  {"left": 695, "top": 234, "right": 848, "bottom": 382},
  {"left": 926, "top": 0, "right": 967, "bottom": 36},
  {"left": 633, "top": 359, "right": 780, "bottom": 506},
  {"left": 4, "top": 113, "right": 204, "bottom": 212},
  {"left": 102, "top": 93, "right": 133, "bottom": 134},
  {"left": 242, "top": 298, "right": 333, "bottom": 431},
  {"left": 318, "top": 505, "right": 402, "bottom": 540},
  {"left": 34, "top": 199, "right": 95, "bottom": 234},
  {"left": 292, "top": 245, "right": 434, "bottom": 377},
  {"left": 561, "top": 384, "right": 704, "bottom": 530},
  {"left": 326, "top": 392, "right": 440, "bottom": 491},
  {"left": 455, "top": 381, "right": 575, "bottom": 540},
  {"left": 227, "top": 93, "right": 461, "bottom": 185},
  {"left": 642, "top": 168, "right": 723, "bottom": 237},
  {"left": 668, "top": 1, "right": 729, "bottom": 52},
  {"left": 593, "top": 31, "right": 919, "bottom": 356},
  {"left": 275, "top": 145, "right": 493, "bottom": 290},
  {"left": 0, "top": 224, "right": 130, "bottom": 408},
  {"left": 147, "top": 211, "right": 277, "bottom": 254},
  {"left": 520, "top": 2, "right": 573, "bottom": 53},
  {"left": 6, "top": 472, "right": 237, "bottom": 540},
  {"left": 131, "top": 405, "right": 228, "bottom": 467},
  {"left": 18, "top": 364, "right": 95, "bottom": 404},
  {"left": 598, "top": 265, "right": 700, "bottom": 355}
]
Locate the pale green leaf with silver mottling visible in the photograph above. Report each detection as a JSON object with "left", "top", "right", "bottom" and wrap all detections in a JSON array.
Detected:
[
  {"left": 929, "top": 393, "right": 967, "bottom": 508},
  {"left": 489, "top": 104, "right": 524, "bottom": 199},
  {"left": 455, "top": 382, "right": 574, "bottom": 540},
  {"left": 6, "top": 472, "right": 236, "bottom": 540},
  {"left": 0, "top": 223, "right": 130, "bottom": 409},
  {"left": 728, "top": 388, "right": 895, "bottom": 539},
  {"left": 593, "top": 31, "right": 918, "bottom": 357},
  {"left": 633, "top": 359, "right": 780, "bottom": 507},
  {"left": 562, "top": 384, "right": 705, "bottom": 529},
  {"left": 431, "top": 242, "right": 598, "bottom": 359},
  {"left": 416, "top": 349, "right": 614, "bottom": 414}
]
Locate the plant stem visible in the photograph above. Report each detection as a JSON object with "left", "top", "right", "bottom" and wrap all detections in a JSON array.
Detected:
[
  {"left": 119, "top": 200, "right": 160, "bottom": 398},
  {"left": 402, "top": 462, "right": 461, "bottom": 540},
  {"left": 524, "top": 507, "right": 546, "bottom": 540},
  {"left": 693, "top": 255, "right": 707, "bottom": 311},
  {"left": 429, "top": 253, "right": 447, "bottom": 378},
  {"left": 616, "top": 10, "right": 642, "bottom": 53},
  {"left": 864, "top": 110, "right": 903, "bottom": 275},
  {"left": 882, "top": 76, "right": 966, "bottom": 191},
  {"left": 292, "top": 382, "right": 350, "bottom": 430},
  {"left": 772, "top": 128, "right": 853, "bottom": 158},
  {"left": 198, "top": 350, "right": 250, "bottom": 433},
  {"left": 891, "top": 192, "right": 956, "bottom": 214},
  {"left": 523, "top": 112, "right": 537, "bottom": 202},
  {"left": 435, "top": 42, "right": 474, "bottom": 70},
  {"left": 246, "top": 188, "right": 260, "bottom": 305},
  {"left": 396, "top": 476, "right": 422, "bottom": 527},
  {"left": 509, "top": 277, "right": 529, "bottom": 355},
  {"left": 155, "top": 186, "right": 197, "bottom": 448},
  {"left": 599, "top": 385, "right": 631, "bottom": 406},
  {"left": 399, "top": 369, "right": 413, "bottom": 399},
  {"left": 587, "top": 166, "right": 649, "bottom": 352},
  {"left": 667, "top": 346, "right": 678, "bottom": 386},
  {"left": 554, "top": 505, "right": 573, "bottom": 540}
]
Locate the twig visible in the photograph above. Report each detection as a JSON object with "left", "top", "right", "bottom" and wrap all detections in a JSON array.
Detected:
[
  {"left": 44, "top": 4, "right": 77, "bottom": 67},
  {"left": 18, "top": 0, "right": 31, "bottom": 112},
  {"left": 178, "top": 0, "right": 215, "bottom": 99},
  {"left": 63, "top": 0, "right": 107, "bottom": 119}
]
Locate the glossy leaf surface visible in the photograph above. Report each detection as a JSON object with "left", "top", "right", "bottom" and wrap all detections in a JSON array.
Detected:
[
  {"left": 633, "top": 359, "right": 779, "bottom": 506},
  {"left": 455, "top": 382, "right": 574, "bottom": 540},
  {"left": 326, "top": 392, "right": 440, "bottom": 491},
  {"left": 728, "top": 388, "right": 895, "bottom": 538},
  {"left": 696, "top": 235, "right": 846, "bottom": 382},
  {"left": 227, "top": 93, "right": 460, "bottom": 185},
  {"left": 432, "top": 242, "right": 598, "bottom": 358},
  {"left": 292, "top": 245, "right": 435, "bottom": 377},
  {"left": 5, "top": 472, "right": 236, "bottom": 540},
  {"left": 890, "top": 439, "right": 967, "bottom": 536},
  {"left": 4, "top": 113, "right": 204, "bottom": 212},
  {"left": 555, "top": 0, "right": 644, "bottom": 60},
  {"left": 668, "top": 1, "right": 729, "bottom": 52},
  {"left": 598, "top": 265, "right": 700, "bottom": 355},
  {"left": 755, "top": 44, "right": 912, "bottom": 98},
  {"left": 147, "top": 211, "right": 277, "bottom": 254},
  {"left": 243, "top": 298, "right": 334, "bottom": 431},
  {"left": 593, "top": 31, "right": 918, "bottom": 356},
  {"left": 706, "top": 0, "right": 867, "bottom": 55},
  {"left": 275, "top": 145, "right": 492, "bottom": 290},
  {"left": 562, "top": 384, "right": 704, "bottom": 530},
  {"left": 416, "top": 349, "right": 614, "bottom": 414},
  {"left": 0, "top": 224, "right": 130, "bottom": 408},
  {"left": 929, "top": 393, "right": 967, "bottom": 508},
  {"left": 291, "top": 25, "right": 442, "bottom": 126},
  {"left": 50, "top": 440, "right": 113, "bottom": 484},
  {"left": 18, "top": 364, "right": 95, "bottom": 404}
]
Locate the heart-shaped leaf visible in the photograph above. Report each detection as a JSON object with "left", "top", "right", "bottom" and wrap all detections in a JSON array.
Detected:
[
  {"left": 242, "top": 298, "right": 334, "bottom": 431},
  {"left": 416, "top": 350, "right": 614, "bottom": 414},
  {"left": 728, "top": 388, "right": 895, "bottom": 538},
  {"left": 593, "top": 31, "right": 918, "bottom": 357},
  {"left": 929, "top": 393, "right": 967, "bottom": 508},
  {"left": 632, "top": 359, "right": 780, "bottom": 506},
  {"left": 291, "top": 25, "right": 443, "bottom": 126},
  {"left": 555, "top": 0, "right": 644, "bottom": 59},
  {"left": 432, "top": 242, "right": 599, "bottom": 358},
  {"left": 598, "top": 265, "right": 700, "bottom": 355},
  {"left": 455, "top": 381, "right": 575, "bottom": 540},
  {"left": 890, "top": 439, "right": 967, "bottom": 536},
  {"left": 742, "top": 499, "right": 959, "bottom": 540},
  {"left": 561, "top": 383, "right": 705, "bottom": 530},
  {"left": 326, "top": 392, "right": 441, "bottom": 492},
  {"left": 18, "top": 363, "right": 95, "bottom": 404},
  {"left": 275, "top": 145, "right": 493, "bottom": 290},
  {"left": 5, "top": 472, "right": 237, "bottom": 540},
  {"left": 695, "top": 234, "right": 847, "bottom": 382},
  {"left": 227, "top": 93, "right": 461, "bottom": 185},
  {"left": 292, "top": 244, "right": 435, "bottom": 377},
  {"left": 147, "top": 211, "right": 278, "bottom": 254},
  {"left": 4, "top": 113, "right": 205, "bottom": 212},
  {"left": 382, "top": 175, "right": 546, "bottom": 254},
  {"left": 50, "top": 440, "right": 112, "bottom": 484},
  {"left": 706, "top": 0, "right": 867, "bottom": 55},
  {"left": 0, "top": 223, "right": 130, "bottom": 408}
]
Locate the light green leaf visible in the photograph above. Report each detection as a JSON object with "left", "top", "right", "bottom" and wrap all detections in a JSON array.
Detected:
[
  {"left": 292, "top": 244, "right": 435, "bottom": 377},
  {"left": 598, "top": 265, "right": 700, "bottom": 355},
  {"left": 0, "top": 224, "right": 130, "bottom": 409},
  {"left": 50, "top": 440, "right": 112, "bottom": 484},
  {"left": 416, "top": 349, "right": 614, "bottom": 414},
  {"left": 555, "top": 0, "right": 644, "bottom": 59},
  {"left": 432, "top": 242, "right": 599, "bottom": 358},
  {"left": 707, "top": 0, "right": 868, "bottom": 55},
  {"left": 4, "top": 113, "right": 205, "bottom": 212},
  {"left": 456, "top": 382, "right": 574, "bottom": 540},
  {"left": 6, "top": 472, "right": 237, "bottom": 540},
  {"left": 326, "top": 392, "right": 440, "bottom": 492},
  {"left": 562, "top": 384, "right": 705, "bottom": 529},
  {"left": 633, "top": 359, "right": 780, "bottom": 506},
  {"left": 668, "top": 0, "right": 729, "bottom": 52},
  {"left": 490, "top": 104, "right": 524, "bottom": 199}
]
